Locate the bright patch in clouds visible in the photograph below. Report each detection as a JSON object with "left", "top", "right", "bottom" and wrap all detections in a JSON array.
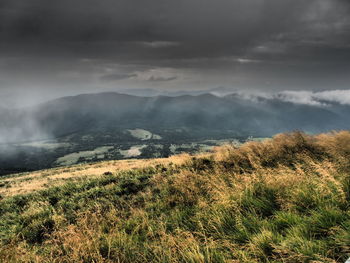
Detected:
[{"left": 275, "top": 90, "right": 350, "bottom": 106}]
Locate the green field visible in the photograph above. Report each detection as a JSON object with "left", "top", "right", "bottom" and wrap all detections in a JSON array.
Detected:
[
  {"left": 0, "top": 128, "right": 253, "bottom": 176},
  {"left": 127, "top": 129, "right": 162, "bottom": 140},
  {"left": 56, "top": 146, "right": 114, "bottom": 166}
]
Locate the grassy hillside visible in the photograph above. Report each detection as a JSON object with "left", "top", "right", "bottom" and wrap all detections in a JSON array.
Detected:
[{"left": 1, "top": 131, "right": 350, "bottom": 262}]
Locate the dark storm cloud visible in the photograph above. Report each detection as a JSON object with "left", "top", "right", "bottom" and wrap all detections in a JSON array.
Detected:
[
  {"left": 2, "top": 0, "right": 349, "bottom": 60},
  {"left": 100, "top": 73, "right": 137, "bottom": 82},
  {"left": 0, "top": 0, "right": 350, "bottom": 105},
  {"left": 148, "top": 76, "right": 177, "bottom": 82}
]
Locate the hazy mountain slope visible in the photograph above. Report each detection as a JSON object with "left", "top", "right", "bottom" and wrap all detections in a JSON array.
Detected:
[{"left": 0, "top": 92, "right": 348, "bottom": 144}]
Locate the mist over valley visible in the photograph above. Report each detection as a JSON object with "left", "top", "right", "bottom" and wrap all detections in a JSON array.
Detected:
[{"left": 0, "top": 90, "right": 349, "bottom": 175}]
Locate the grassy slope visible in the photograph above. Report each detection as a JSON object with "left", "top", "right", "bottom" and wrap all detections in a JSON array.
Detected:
[
  {"left": 0, "top": 155, "right": 188, "bottom": 198},
  {"left": 0, "top": 131, "right": 350, "bottom": 263}
]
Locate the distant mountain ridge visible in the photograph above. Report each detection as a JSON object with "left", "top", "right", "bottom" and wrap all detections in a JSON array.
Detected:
[
  {"left": 115, "top": 87, "right": 236, "bottom": 97},
  {"left": 0, "top": 91, "right": 349, "bottom": 144}
]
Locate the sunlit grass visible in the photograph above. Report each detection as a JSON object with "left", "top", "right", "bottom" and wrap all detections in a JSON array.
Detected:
[{"left": 0, "top": 131, "right": 350, "bottom": 262}]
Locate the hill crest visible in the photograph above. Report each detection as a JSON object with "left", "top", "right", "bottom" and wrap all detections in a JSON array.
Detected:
[{"left": 1, "top": 131, "right": 350, "bottom": 262}]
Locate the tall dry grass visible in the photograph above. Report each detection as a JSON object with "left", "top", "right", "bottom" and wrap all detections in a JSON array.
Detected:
[{"left": 1, "top": 131, "right": 350, "bottom": 262}]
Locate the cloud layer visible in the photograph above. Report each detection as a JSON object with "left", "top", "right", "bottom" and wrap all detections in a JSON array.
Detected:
[
  {"left": 0, "top": 0, "right": 350, "bottom": 106},
  {"left": 225, "top": 89, "right": 350, "bottom": 106},
  {"left": 274, "top": 90, "right": 350, "bottom": 106}
]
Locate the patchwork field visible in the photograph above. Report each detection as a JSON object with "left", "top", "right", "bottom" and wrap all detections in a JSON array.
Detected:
[
  {"left": 0, "top": 127, "right": 252, "bottom": 176},
  {"left": 127, "top": 129, "right": 162, "bottom": 140},
  {"left": 119, "top": 145, "right": 147, "bottom": 158},
  {"left": 56, "top": 146, "right": 114, "bottom": 166}
]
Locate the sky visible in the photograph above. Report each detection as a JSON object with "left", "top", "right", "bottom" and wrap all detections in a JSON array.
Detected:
[{"left": 0, "top": 0, "right": 350, "bottom": 107}]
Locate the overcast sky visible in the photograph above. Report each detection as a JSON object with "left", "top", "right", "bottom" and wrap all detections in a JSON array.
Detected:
[{"left": 1, "top": 0, "right": 350, "bottom": 107}]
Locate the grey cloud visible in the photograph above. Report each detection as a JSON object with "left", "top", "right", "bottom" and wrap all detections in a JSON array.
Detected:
[
  {"left": 100, "top": 73, "right": 137, "bottom": 82},
  {"left": 148, "top": 76, "right": 177, "bottom": 82},
  {"left": 275, "top": 90, "right": 350, "bottom": 106},
  {"left": 236, "top": 89, "right": 350, "bottom": 106},
  {"left": 0, "top": 0, "right": 349, "bottom": 102},
  {"left": 1, "top": 0, "right": 347, "bottom": 61}
]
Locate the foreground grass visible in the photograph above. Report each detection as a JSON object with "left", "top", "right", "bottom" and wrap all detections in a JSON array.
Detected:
[
  {"left": 0, "top": 131, "right": 350, "bottom": 262},
  {"left": 0, "top": 155, "right": 188, "bottom": 198}
]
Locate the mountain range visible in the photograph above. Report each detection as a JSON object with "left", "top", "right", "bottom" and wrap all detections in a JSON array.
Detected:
[{"left": 1, "top": 91, "right": 349, "bottom": 144}]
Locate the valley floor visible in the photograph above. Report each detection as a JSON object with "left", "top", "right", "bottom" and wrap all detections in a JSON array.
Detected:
[{"left": 1, "top": 131, "right": 350, "bottom": 262}]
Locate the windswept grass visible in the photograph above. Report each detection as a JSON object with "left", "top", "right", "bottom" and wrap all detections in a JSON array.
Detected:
[
  {"left": 1, "top": 131, "right": 350, "bottom": 262},
  {"left": 0, "top": 155, "right": 188, "bottom": 198}
]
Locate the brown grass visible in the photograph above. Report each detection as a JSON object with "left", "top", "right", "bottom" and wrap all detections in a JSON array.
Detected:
[
  {"left": 0, "top": 154, "right": 190, "bottom": 198},
  {"left": 1, "top": 131, "right": 350, "bottom": 262}
]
